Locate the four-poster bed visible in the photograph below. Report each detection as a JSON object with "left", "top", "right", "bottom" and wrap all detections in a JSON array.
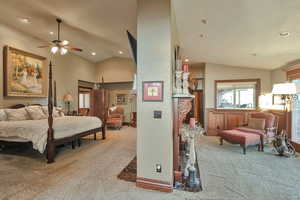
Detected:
[
  {"left": 0, "top": 61, "right": 106, "bottom": 164},
  {"left": 46, "top": 61, "right": 106, "bottom": 163}
]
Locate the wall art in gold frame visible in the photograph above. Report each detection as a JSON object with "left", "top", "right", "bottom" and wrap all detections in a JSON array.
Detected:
[{"left": 3, "top": 46, "right": 47, "bottom": 97}]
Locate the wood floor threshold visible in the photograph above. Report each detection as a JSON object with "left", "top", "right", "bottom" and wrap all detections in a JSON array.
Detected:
[{"left": 136, "top": 177, "right": 173, "bottom": 193}]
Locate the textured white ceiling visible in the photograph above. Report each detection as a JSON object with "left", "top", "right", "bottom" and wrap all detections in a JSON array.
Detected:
[
  {"left": 2, "top": 0, "right": 300, "bottom": 69},
  {"left": 0, "top": 0, "right": 137, "bottom": 62},
  {"left": 173, "top": 0, "right": 300, "bottom": 69}
]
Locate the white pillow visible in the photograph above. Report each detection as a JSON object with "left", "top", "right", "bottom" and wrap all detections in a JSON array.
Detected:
[
  {"left": 0, "top": 109, "right": 7, "bottom": 121},
  {"left": 42, "top": 106, "right": 60, "bottom": 118},
  {"left": 26, "top": 106, "right": 47, "bottom": 120},
  {"left": 56, "top": 107, "right": 65, "bottom": 117},
  {"left": 5, "top": 108, "right": 29, "bottom": 121}
]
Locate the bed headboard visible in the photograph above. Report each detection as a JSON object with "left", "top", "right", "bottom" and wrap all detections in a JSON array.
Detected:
[{"left": 9, "top": 104, "right": 42, "bottom": 109}]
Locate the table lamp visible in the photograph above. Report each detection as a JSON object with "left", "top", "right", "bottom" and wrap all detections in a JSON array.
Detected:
[{"left": 63, "top": 93, "right": 73, "bottom": 115}]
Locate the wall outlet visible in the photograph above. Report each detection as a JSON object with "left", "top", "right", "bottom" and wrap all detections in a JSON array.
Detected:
[{"left": 156, "top": 164, "right": 162, "bottom": 173}]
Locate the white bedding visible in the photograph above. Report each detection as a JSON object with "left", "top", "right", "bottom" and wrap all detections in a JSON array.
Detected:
[{"left": 0, "top": 116, "right": 102, "bottom": 153}]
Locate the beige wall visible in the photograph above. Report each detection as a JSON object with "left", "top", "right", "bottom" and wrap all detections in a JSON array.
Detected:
[
  {"left": 53, "top": 54, "right": 97, "bottom": 111},
  {"left": 0, "top": 23, "right": 96, "bottom": 110},
  {"left": 271, "top": 68, "right": 286, "bottom": 85},
  {"left": 137, "top": 0, "right": 173, "bottom": 184},
  {"left": 190, "top": 63, "right": 205, "bottom": 79},
  {"left": 108, "top": 89, "right": 134, "bottom": 123},
  {"left": 95, "top": 57, "right": 136, "bottom": 82},
  {"left": 205, "top": 63, "right": 272, "bottom": 109},
  {"left": 0, "top": 24, "right": 49, "bottom": 108}
]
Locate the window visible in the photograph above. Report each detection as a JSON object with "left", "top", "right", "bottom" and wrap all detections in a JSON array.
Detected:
[
  {"left": 215, "top": 79, "right": 260, "bottom": 109},
  {"left": 292, "top": 79, "right": 300, "bottom": 143},
  {"left": 79, "top": 93, "right": 90, "bottom": 108}
]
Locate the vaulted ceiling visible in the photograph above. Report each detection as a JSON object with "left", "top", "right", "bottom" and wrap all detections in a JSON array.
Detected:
[
  {"left": 1, "top": 0, "right": 300, "bottom": 69},
  {"left": 0, "top": 0, "right": 136, "bottom": 62},
  {"left": 173, "top": 0, "right": 300, "bottom": 69}
]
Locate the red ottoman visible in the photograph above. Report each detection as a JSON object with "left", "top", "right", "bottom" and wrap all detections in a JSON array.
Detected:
[{"left": 219, "top": 129, "right": 263, "bottom": 154}]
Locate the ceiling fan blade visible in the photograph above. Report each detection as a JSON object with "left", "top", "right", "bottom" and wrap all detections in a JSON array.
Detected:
[
  {"left": 64, "top": 46, "right": 83, "bottom": 52},
  {"left": 38, "top": 45, "right": 50, "bottom": 48}
]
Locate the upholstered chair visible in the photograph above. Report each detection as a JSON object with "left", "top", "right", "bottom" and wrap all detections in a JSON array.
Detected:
[
  {"left": 106, "top": 107, "right": 125, "bottom": 129},
  {"left": 236, "top": 112, "right": 279, "bottom": 144},
  {"left": 219, "top": 112, "right": 278, "bottom": 154}
]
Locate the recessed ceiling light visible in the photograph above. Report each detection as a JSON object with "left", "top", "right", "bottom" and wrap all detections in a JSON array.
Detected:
[
  {"left": 184, "top": 58, "right": 189, "bottom": 62},
  {"left": 201, "top": 19, "right": 207, "bottom": 24},
  {"left": 19, "top": 18, "right": 30, "bottom": 24},
  {"left": 91, "top": 52, "right": 96, "bottom": 56},
  {"left": 280, "top": 32, "right": 290, "bottom": 37},
  {"left": 118, "top": 50, "right": 123, "bottom": 54},
  {"left": 49, "top": 31, "right": 54, "bottom": 35}
]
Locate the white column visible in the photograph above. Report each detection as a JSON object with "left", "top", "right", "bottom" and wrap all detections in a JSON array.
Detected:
[{"left": 137, "top": 0, "right": 174, "bottom": 190}]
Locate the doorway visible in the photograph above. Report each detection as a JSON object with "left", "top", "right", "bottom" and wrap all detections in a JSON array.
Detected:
[{"left": 78, "top": 86, "right": 92, "bottom": 116}]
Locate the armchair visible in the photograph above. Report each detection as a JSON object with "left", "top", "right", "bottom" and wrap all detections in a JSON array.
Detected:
[
  {"left": 219, "top": 112, "right": 278, "bottom": 154},
  {"left": 106, "top": 106, "right": 124, "bottom": 129},
  {"left": 237, "top": 112, "right": 279, "bottom": 144}
]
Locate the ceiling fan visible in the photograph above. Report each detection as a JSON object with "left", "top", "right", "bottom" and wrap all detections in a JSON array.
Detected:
[{"left": 38, "top": 18, "right": 82, "bottom": 55}]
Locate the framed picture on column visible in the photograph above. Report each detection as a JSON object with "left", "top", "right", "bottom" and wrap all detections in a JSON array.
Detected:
[{"left": 142, "top": 81, "right": 164, "bottom": 102}]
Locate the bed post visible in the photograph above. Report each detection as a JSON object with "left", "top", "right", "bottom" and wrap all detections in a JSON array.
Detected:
[
  {"left": 54, "top": 80, "right": 57, "bottom": 107},
  {"left": 47, "top": 61, "right": 55, "bottom": 164},
  {"left": 102, "top": 88, "right": 106, "bottom": 139}
]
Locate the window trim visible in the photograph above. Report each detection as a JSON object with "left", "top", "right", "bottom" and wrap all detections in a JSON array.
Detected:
[
  {"left": 78, "top": 86, "right": 92, "bottom": 111},
  {"left": 214, "top": 79, "right": 261, "bottom": 110}
]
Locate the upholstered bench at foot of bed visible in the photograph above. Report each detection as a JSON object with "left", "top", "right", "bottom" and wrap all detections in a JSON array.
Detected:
[{"left": 219, "top": 129, "right": 262, "bottom": 154}]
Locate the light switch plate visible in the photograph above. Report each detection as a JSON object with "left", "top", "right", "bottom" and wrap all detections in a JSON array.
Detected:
[{"left": 154, "top": 111, "right": 162, "bottom": 119}]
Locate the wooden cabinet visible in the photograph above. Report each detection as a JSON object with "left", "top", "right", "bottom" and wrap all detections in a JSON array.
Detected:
[
  {"left": 226, "top": 112, "right": 246, "bottom": 130},
  {"left": 206, "top": 109, "right": 255, "bottom": 135},
  {"left": 206, "top": 108, "right": 286, "bottom": 136},
  {"left": 90, "top": 89, "right": 110, "bottom": 123},
  {"left": 207, "top": 112, "right": 225, "bottom": 135}
]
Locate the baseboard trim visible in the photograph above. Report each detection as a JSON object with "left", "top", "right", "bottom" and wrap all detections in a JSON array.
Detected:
[{"left": 136, "top": 177, "right": 173, "bottom": 193}]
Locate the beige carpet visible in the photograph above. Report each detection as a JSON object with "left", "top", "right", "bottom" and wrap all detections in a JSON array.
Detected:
[
  {"left": 1, "top": 128, "right": 300, "bottom": 200},
  {"left": 196, "top": 135, "right": 300, "bottom": 200}
]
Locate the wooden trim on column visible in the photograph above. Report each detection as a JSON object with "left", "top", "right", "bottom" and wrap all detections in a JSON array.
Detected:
[{"left": 136, "top": 177, "right": 173, "bottom": 193}]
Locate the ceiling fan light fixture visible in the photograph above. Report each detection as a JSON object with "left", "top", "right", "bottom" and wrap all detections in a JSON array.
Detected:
[
  {"left": 62, "top": 40, "right": 69, "bottom": 46},
  {"left": 19, "top": 18, "right": 30, "bottom": 24},
  {"left": 60, "top": 47, "right": 68, "bottom": 55},
  {"left": 51, "top": 46, "right": 59, "bottom": 54}
]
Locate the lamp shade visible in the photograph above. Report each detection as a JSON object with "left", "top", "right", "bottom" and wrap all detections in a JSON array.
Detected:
[
  {"left": 272, "top": 83, "right": 297, "bottom": 95},
  {"left": 63, "top": 94, "right": 73, "bottom": 102}
]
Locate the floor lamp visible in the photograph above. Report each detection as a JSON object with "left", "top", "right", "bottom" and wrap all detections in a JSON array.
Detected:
[{"left": 272, "top": 82, "right": 297, "bottom": 156}]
